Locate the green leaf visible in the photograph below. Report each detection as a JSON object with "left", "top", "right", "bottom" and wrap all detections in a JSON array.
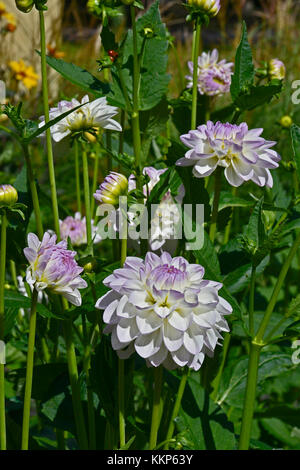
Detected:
[
  {"left": 230, "top": 22, "right": 254, "bottom": 101},
  {"left": 235, "top": 83, "right": 283, "bottom": 111},
  {"left": 243, "top": 197, "right": 265, "bottom": 255},
  {"left": 4, "top": 291, "right": 60, "bottom": 320},
  {"left": 108, "top": 0, "right": 170, "bottom": 111},
  {"left": 217, "top": 351, "right": 294, "bottom": 407},
  {"left": 43, "top": 54, "right": 110, "bottom": 98},
  {"left": 177, "top": 375, "right": 236, "bottom": 450},
  {"left": 291, "top": 124, "right": 300, "bottom": 182},
  {"left": 223, "top": 255, "right": 269, "bottom": 294},
  {"left": 218, "top": 191, "right": 253, "bottom": 211},
  {"left": 260, "top": 418, "right": 300, "bottom": 449},
  {"left": 101, "top": 25, "right": 118, "bottom": 52}
]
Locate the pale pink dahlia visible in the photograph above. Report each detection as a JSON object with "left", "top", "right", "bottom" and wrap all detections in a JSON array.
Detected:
[
  {"left": 176, "top": 121, "right": 280, "bottom": 187},
  {"left": 95, "top": 252, "right": 232, "bottom": 370},
  {"left": 24, "top": 233, "right": 87, "bottom": 306},
  {"left": 60, "top": 212, "right": 101, "bottom": 246},
  {"left": 186, "top": 49, "right": 233, "bottom": 97}
]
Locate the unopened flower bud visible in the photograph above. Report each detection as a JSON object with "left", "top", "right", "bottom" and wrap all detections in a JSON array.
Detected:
[
  {"left": 280, "top": 115, "right": 292, "bottom": 128},
  {"left": 187, "top": 0, "right": 220, "bottom": 17},
  {"left": 94, "top": 172, "right": 128, "bottom": 206},
  {"left": 15, "top": 0, "right": 34, "bottom": 13},
  {"left": 0, "top": 184, "right": 18, "bottom": 206},
  {"left": 268, "top": 58, "right": 286, "bottom": 80}
]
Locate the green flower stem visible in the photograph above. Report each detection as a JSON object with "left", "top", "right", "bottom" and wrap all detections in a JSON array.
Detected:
[
  {"left": 106, "top": 131, "right": 112, "bottom": 172},
  {"left": 239, "top": 232, "right": 300, "bottom": 450},
  {"left": 75, "top": 139, "right": 82, "bottom": 214},
  {"left": 21, "top": 288, "right": 38, "bottom": 450},
  {"left": 249, "top": 265, "right": 256, "bottom": 337},
  {"left": 118, "top": 236, "right": 128, "bottom": 449},
  {"left": 63, "top": 318, "right": 89, "bottom": 450},
  {"left": 83, "top": 344, "right": 96, "bottom": 450},
  {"left": 130, "top": 5, "right": 142, "bottom": 191},
  {"left": 0, "top": 212, "right": 7, "bottom": 450},
  {"left": 39, "top": 9, "right": 60, "bottom": 237},
  {"left": 23, "top": 144, "right": 44, "bottom": 239},
  {"left": 211, "top": 333, "right": 231, "bottom": 401},
  {"left": 149, "top": 366, "right": 163, "bottom": 450},
  {"left": 118, "top": 358, "right": 126, "bottom": 449},
  {"left": 163, "top": 368, "right": 189, "bottom": 450},
  {"left": 118, "top": 110, "right": 125, "bottom": 157},
  {"left": 255, "top": 231, "right": 300, "bottom": 344},
  {"left": 223, "top": 187, "right": 237, "bottom": 245},
  {"left": 209, "top": 167, "right": 222, "bottom": 242},
  {"left": 238, "top": 341, "right": 261, "bottom": 450},
  {"left": 90, "top": 147, "right": 99, "bottom": 218},
  {"left": 10, "top": 260, "right": 17, "bottom": 288},
  {"left": 191, "top": 19, "right": 201, "bottom": 130},
  {"left": 82, "top": 146, "right": 93, "bottom": 254}
]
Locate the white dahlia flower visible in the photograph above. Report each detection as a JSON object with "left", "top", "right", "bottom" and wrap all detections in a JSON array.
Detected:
[
  {"left": 39, "top": 95, "right": 122, "bottom": 142},
  {"left": 176, "top": 121, "right": 281, "bottom": 187},
  {"left": 95, "top": 252, "right": 232, "bottom": 370}
]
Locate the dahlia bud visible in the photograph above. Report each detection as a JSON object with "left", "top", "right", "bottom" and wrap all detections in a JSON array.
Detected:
[
  {"left": 268, "top": 58, "right": 286, "bottom": 81},
  {"left": 0, "top": 185, "right": 18, "bottom": 206},
  {"left": 94, "top": 172, "right": 128, "bottom": 206},
  {"left": 15, "top": 0, "right": 34, "bottom": 13},
  {"left": 280, "top": 115, "right": 292, "bottom": 128},
  {"left": 187, "top": 0, "right": 220, "bottom": 17}
]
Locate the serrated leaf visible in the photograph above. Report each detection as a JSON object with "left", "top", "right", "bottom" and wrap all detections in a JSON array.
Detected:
[
  {"left": 235, "top": 83, "right": 282, "bottom": 111},
  {"left": 230, "top": 22, "right": 254, "bottom": 101},
  {"left": 43, "top": 54, "right": 110, "bottom": 98}
]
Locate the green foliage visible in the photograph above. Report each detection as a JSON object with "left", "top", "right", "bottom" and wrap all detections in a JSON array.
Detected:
[{"left": 230, "top": 22, "right": 255, "bottom": 101}]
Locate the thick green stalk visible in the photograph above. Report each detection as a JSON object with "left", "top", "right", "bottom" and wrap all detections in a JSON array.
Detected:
[
  {"left": 209, "top": 167, "right": 222, "bottom": 242},
  {"left": 149, "top": 366, "right": 163, "bottom": 450},
  {"left": 249, "top": 265, "right": 256, "bottom": 337},
  {"left": 163, "top": 369, "right": 189, "bottom": 450},
  {"left": 82, "top": 147, "right": 93, "bottom": 253},
  {"left": 90, "top": 147, "right": 99, "bottom": 218},
  {"left": 75, "top": 139, "right": 82, "bottom": 214},
  {"left": 39, "top": 10, "right": 60, "bottom": 237},
  {"left": 83, "top": 344, "right": 96, "bottom": 450},
  {"left": 23, "top": 144, "right": 43, "bottom": 239},
  {"left": 255, "top": 231, "right": 300, "bottom": 344},
  {"left": 118, "top": 236, "right": 127, "bottom": 448},
  {"left": 223, "top": 187, "right": 237, "bottom": 244},
  {"left": 191, "top": 19, "right": 201, "bottom": 130},
  {"left": 0, "top": 212, "right": 7, "bottom": 450},
  {"left": 63, "top": 319, "right": 89, "bottom": 450},
  {"left": 211, "top": 333, "right": 231, "bottom": 401},
  {"left": 130, "top": 5, "right": 142, "bottom": 191},
  {"left": 238, "top": 342, "right": 261, "bottom": 450},
  {"left": 21, "top": 289, "right": 38, "bottom": 450},
  {"left": 118, "top": 358, "right": 126, "bottom": 448},
  {"left": 239, "top": 232, "right": 300, "bottom": 450}
]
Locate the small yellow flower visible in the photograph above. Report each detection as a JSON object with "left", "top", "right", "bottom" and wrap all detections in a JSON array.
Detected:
[{"left": 9, "top": 59, "right": 39, "bottom": 90}]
